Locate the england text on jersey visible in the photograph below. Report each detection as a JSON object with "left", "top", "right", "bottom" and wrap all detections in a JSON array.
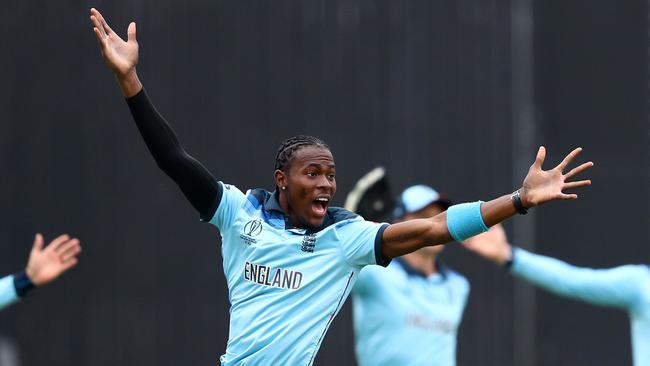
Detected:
[{"left": 244, "top": 261, "right": 304, "bottom": 290}]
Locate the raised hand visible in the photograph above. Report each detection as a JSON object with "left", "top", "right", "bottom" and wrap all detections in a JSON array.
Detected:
[
  {"left": 462, "top": 224, "right": 511, "bottom": 265},
  {"left": 90, "top": 8, "right": 138, "bottom": 77},
  {"left": 26, "top": 234, "right": 81, "bottom": 286},
  {"left": 90, "top": 8, "right": 142, "bottom": 97},
  {"left": 519, "top": 147, "right": 593, "bottom": 208}
]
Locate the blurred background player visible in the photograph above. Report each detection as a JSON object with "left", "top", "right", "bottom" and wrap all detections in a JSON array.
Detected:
[
  {"left": 346, "top": 170, "right": 469, "bottom": 366},
  {"left": 0, "top": 234, "right": 81, "bottom": 311},
  {"left": 464, "top": 225, "right": 650, "bottom": 366}
]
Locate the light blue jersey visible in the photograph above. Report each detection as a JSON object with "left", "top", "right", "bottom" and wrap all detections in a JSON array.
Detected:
[
  {"left": 210, "top": 182, "right": 389, "bottom": 366},
  {"left": 352, "top": 259, "right": 470, "bottom": 366},
  {"left": 511, "top": 248, "right": 650, "bottom": 366},
  {"left": 0, "top": 275, "right": 18, "bottom": 311}
]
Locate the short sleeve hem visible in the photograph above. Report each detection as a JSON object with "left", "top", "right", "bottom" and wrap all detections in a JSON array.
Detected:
[
  {"left": 374, "top": 223, "right": 391, "bottom": 267},
  {"left": 200, "top": 181, "right": 224, "bottom": 222}
]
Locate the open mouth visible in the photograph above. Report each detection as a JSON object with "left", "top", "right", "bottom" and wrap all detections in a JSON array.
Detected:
[{"left": 311, "top": 197, "right": 330, "bottom": 218}]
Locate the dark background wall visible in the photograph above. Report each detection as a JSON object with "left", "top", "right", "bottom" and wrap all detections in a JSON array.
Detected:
[
  {"left": 0, "top": 1, "right": 647, "bottom": 365},
  {"left": 534, "top": 1, "right": 649, "bottom": 365}
]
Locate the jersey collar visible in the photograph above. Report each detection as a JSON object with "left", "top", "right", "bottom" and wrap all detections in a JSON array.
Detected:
[
  {"left": 263, "top": 190, "right": 286, "bottom": 214},
  {"left": 396, "top": 257, "right": 448, "bottom": 280}
]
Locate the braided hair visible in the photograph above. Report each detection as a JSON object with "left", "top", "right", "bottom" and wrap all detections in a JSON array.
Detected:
[{"left": 274, "top": 135, "right": 330, "bottom": 171}]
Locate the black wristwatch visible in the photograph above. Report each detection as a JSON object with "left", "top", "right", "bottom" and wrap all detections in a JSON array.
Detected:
[{"left": 510, "top": 189, "right": 528, "bottom": 215}]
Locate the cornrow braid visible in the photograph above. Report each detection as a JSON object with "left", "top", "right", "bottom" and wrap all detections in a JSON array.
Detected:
[{"left": 274, "top": 135, "right": 330, "bottom": 171}]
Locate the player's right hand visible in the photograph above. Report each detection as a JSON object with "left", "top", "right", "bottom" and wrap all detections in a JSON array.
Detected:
[{"left": 90, "top": 8, "right": 139, "bottom": 78}]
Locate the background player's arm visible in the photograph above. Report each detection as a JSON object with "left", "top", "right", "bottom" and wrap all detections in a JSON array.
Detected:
[
  {"left": 0, "top": 234, "right": 81, "bottom": 311},
  {"left": 0, "top": 275, "right": 21, "bottom": 311},
  {"left": 90, "top": 8, "right": 221, "bottom": 220},
  {"left": 381, "top": 147, "right": 593, "bottom": 259},
  {"left": 464, "top": 225, "right": 646, "bottom": 310}
]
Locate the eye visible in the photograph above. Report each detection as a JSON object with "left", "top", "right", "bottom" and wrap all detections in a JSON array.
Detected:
[
  {"left": 307, "top": 172, "right": 318, "bottom": 177},
  {"left": 328, "top": 174, "right": 336, "bottom": 180}
]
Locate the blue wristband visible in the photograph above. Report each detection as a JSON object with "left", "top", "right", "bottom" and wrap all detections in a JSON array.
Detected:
[{"left": 446, "top": 201, "right": 489, "bottom": 242}]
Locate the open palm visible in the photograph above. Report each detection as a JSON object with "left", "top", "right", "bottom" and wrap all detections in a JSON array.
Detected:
[
  {"left": 521, "top": 147, "right": 593, "bottom": 207},
  {"left": 90, "top": 8, "right": 138, "bottom": 77},
  {"left": 26, "top": 234, "right": 81, "bottom": 286}
]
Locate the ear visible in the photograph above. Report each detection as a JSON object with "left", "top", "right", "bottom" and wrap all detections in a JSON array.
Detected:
[{"left": 274, "top": 169, "right": 287, "bottom": 190}]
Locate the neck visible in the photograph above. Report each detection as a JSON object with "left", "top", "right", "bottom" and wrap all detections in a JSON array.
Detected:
[
  {"left": 277, "top": 190, "right": 303, "bottom": 229},
  {"left": 402, "top": 250, "right": 438, "bottom": 276},
  {"left": 277, "top": 189, "right": 290, "bottom": 213}
]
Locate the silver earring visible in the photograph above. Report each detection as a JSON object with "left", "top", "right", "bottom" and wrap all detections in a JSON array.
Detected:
[{"left": 282, "top": 186, "right": 286, "bottom": 190}]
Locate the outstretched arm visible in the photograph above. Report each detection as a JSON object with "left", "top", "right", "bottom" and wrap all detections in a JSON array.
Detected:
[
  {"left": 90, "top": 8, "right": 221, "bottom": 220},
  {"left": 381, "top": 147, "right": 593, "bottom": 259},
  {"left": 464, "top": 225, "right": 647, "bottom": 310},
  {"left": 1, "top": 234, "right": 81, "bottom": 311}
]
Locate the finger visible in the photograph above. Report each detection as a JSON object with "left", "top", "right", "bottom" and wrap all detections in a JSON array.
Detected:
[
  {"left": 555, "top": 147, "right": 582, "bottom": 171},
  {"left": 90, "top": 15, "right": 102, "bottom": 31},
  {"left": 90, "top": 15, "right": 106, "bottom": 38},
  {"left": 93, "top": 27, "right": 107, "bottom": 49},
  {"left": 60, "top": 258, "right": 79, "bottom": 272},
  {"left": 47, "top": 234, "right": 71, "bottom": 251},
  {"left": 90, "top": 8, "right": 101, "bottom": 23},
  {"left": 531, "top": 146, "right": 546, "bottom": 170},
  {"left": 60, "top": 243, "right": 81, "bottom": 262},
  {"left": 91, "top": 8, "right": 113, "bottom": 36},
  {"left": 563, "top": 180, "right": 591, "bottom": 190},
  {"left": 96, "top": 10, "right": 115, "bottom": 35},
  {"left": 564, "top": 161, "right": 594, "bottom": 179},
  {"left": 558, "top": 193, "right": 579, "bottom": 200},
  {"left": 127, "top": 22, "right": 137, "bottom": 43},
  {"left": 55, "top": 238, "right": 80, "bottom": 255},
  {"left": 32, "top": 233, "right": 44, "bottom": 252}
]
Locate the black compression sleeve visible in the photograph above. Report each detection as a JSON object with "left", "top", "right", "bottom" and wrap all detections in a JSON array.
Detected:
[{"left": 126, "top": 89, "right": 222, "bottom": 221}]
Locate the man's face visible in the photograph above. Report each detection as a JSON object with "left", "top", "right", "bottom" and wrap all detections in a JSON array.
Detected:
[{"left": 278, "top": 146, "right": 337, "bottom": 229}]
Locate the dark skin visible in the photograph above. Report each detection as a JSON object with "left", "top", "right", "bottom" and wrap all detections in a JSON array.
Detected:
[
  {"left": 91, "top": 8, "right": 594, "bottom": 261},
  {"left": 271, "top": 144, "right": 592, "bottom": 260},
  {"left": 379, "top": 145, "right": 592, "bottom": 258},
  {"left": 274, "top": 147, "right": 336, "bottom": 229}
]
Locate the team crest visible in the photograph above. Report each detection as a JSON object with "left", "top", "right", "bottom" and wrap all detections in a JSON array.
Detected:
[{"left": 301, "top": 234, "right": 316, "bottom": 253}]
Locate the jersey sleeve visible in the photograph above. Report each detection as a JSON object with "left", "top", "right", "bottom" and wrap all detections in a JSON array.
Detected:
[
  {"left": 0, "top": 275, "right": 18, "bottom": 311},
  {"left": 337, "top": 219, "right": 390, "bottom": 269},
  {"left": 207, "top": 182, "right": 247, "bottom": 233},
  {"left": 511, "top": 247, "right": 649, "bottom": 311}
]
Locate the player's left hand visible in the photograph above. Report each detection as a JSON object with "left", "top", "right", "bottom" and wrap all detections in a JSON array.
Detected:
[
  {"left": 519, "top": 146, "right": 593, "bottom": 208},
  {"left": 26, "top": 234, "right": 81, "bottom": 286}
]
